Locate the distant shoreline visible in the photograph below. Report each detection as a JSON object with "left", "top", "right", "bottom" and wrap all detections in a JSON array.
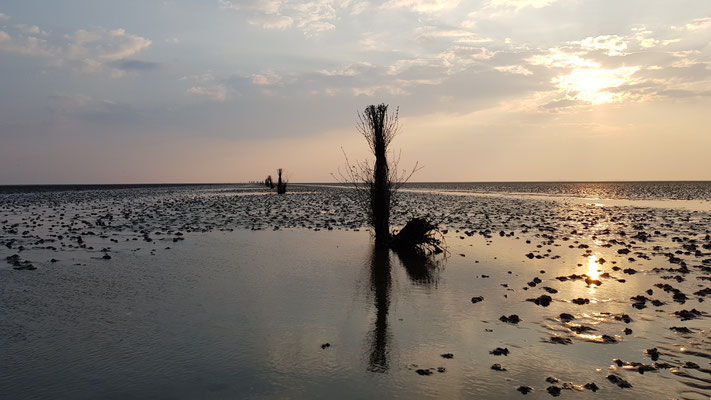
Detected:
[{"left": 1, "top": 180, "right": 710, "bottom": 188}]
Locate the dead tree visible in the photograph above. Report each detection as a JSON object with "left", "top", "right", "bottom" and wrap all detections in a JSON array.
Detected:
[
  {"left": 334, "top": 104, "right": 420, "bottom": 248},
  {"left": 265, "top": 175, "right": 274, "bottom": 189},
  {"left": 359, "top": 105, "right": 395, "bottom": 247},
  {"left": 276, "top": 168, "right": 287, "bottom": 194}
]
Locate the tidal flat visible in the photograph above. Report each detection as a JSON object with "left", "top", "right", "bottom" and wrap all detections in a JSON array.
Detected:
[{"left": 1, "top": 183, "right": 710, "bottom": 399}]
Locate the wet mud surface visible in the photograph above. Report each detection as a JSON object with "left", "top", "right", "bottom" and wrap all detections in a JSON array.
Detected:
[{"left": 1, "top": 183, "right": 710, "bottom": 399}]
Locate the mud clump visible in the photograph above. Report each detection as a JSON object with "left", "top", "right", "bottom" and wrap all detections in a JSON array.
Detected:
[
  {"left": 546, "top": 386, "right": 561, "bottom": 396},
  {"left": 569, "top": 325, "right": 595, "bottom": 334},
  {"left": 490, "top": 347, "right": 510, "bottom": 356},
  {"left": 527, "top": 295, "right": 552, "bottom": 307},
  {"left": 607, "top": 374, "right": 632, "bottom": 388},
  {"left": 415, "top": 369, "right": 432, "bottom": 376},
  {"left": 601, "top": 335, "right": 617, "bottom": 344},
  {"left": 645, "top": 348, "right": 659, "bottom": 361},
  {"left": 549, "top": 336, "right": 573, "bottom": 345},
  {"left": 517, "top": 386, "right": 533, "bottom": 395},
  {"left": 499, "top": 315, "right": 521, "bottom": 324},
  {"left": 673, "top": 309, "right": 704, "bottom": 320},
  {"left": 559, "top": 313, "right": 575, "bottom": 322},
  {"left": 614, "top": 314, "right": 632, "bottom": 323},
  {"left": 670, "top": 326, "right": 694, "bottom": 334}
]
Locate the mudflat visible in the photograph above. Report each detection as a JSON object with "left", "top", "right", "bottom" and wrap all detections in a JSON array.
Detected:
[{"left": 1, "top": 183, "right": 710, "bottom": 399}]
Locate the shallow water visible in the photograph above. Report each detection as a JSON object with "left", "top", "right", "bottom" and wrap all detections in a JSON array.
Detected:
[
  {"left": 1, "top": 183, "right": 710, "bottom": 399},
  {"left": 404, "top": 182, "right": 711, "bottom": 202}
]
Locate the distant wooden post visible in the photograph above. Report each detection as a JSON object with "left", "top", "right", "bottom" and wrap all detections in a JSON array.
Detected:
[{"left": 276, "top": 168, "right": 287, "bottom": 194}]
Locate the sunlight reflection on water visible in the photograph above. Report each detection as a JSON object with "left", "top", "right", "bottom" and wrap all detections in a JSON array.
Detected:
[{"left": 587, "top": 255, "right": 600, "bottom": 291}]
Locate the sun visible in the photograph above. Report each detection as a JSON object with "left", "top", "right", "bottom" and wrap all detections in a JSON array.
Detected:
[{"left": 554, "top": 66, "right": 639, "bottom": 104}]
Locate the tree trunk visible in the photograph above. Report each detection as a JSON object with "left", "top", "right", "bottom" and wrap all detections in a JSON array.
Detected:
[{"left": 371, "top": 107, "right": 390, "bottom": 247}]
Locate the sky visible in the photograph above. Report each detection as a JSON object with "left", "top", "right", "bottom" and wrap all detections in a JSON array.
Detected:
[{"left": 1, "top": 0, "right": 710, "bottom": 184}]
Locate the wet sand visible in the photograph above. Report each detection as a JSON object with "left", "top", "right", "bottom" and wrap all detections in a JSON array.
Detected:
[{"left": 1, "top": 183, "right": 710, "bottom": 399}]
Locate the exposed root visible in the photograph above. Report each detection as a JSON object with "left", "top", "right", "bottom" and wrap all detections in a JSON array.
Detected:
[{"left": 390, "top": 217, "right": 445, "bottom": 255}]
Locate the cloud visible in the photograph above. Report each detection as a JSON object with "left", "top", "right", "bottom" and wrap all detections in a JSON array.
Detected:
[
  {"left": 579, "top": 35, "right": 627, "bottom": 56},
  {"left": 317, "top": 62, "right": 373, "bottom": 77},
  {"left": 487, "top": 0, "right": 557, "bottom": 11},
  {"left": 527, "top": 48, "right": 599, "bottom": 68},
  {"left": 0, "top": 30, "right": 55, "bottom": 57},
  {"left": 47, "top": 93, "right": 141, "bottom": 124},
  {"left": 553, "top": 66, "right": 640, "bottom": 104},
  {"left": 352, "top": 84, "right": 409, "bottom": 96},
  {"left": 540, "top": 97, "right": 584, "bottom": 110},
  {"left": 187, "top": 85, "right": 229, "bottom": 102},
  {"left": 109, "top": 59, "right": 162, "bottom": 71},
  {"left": 47, "top": 93, "right": 95, "bottom": 112},
  {"left": 219, "top": 0, "right": 344, "bottom": 36},
  {"left": 461, "top": 0, "right": 560, "bottom": 27},
  {"left": 180, "top": 72, "right": 217, "bottom": 83},
  {"left": 0, "top": 12, "right": 9, "bottom": 21},
  {"left": 65, "top": 28, "right": 151, "bottom": 62},
  {"left": 358, "top": 32, "right": 388, "bottom": 51},
  {"left": 628, "top": 27, "right": 682, "bottom": 51},
  {"left": 381, "top": 0, "right": 461, "bottom": 13},
  {"left": 415, "top": 26, "right": 492, "bottom": 45},
  {"left": 521, "top": 22, "right": 711, "bottom": 108},
  {"left": 387, "top": 57, "right": 445, "bottom": 76},
  {"left": 252, "top": 71, "right": 282, "bottom": 85},
  {"left": 181, "top": 72, "right": 231, "bottom": 101},
  {"left": 673, "top": 17, "right": 711, "bottom": 32},
  {"left": 495, "top": 65, "right": 533, "bottom": 75},
  {"left": 1, "top": 22, "right": 153, "bottom": 77},
  {"left": 16, "top": 24, "right": 46, "bottom": 35},
  {"left": 61, "top": 28, "right": 152, "bottom": 77}
]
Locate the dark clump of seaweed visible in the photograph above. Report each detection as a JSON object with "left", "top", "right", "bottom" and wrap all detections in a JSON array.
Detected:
[{"left": 390, "top": 217, "right": 444, "bottom": 255}]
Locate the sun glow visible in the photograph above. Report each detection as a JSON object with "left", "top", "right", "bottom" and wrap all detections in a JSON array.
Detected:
[{"left": 554, "top": 66, "right": 639, "bottom": 104}]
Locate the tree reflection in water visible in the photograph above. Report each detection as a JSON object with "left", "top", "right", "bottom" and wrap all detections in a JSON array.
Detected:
[
  {"left": 394, "top": 247, "right": 441, "bottom": 287},
  {"left": 367, "top": 246, "right": 391, "bottom": 373},
  {"left": 366, "top": 246, "right": 443, "bottom": 373}
]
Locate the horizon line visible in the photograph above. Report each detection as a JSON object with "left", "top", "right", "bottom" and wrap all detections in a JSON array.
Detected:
[{"left": 1, "top": 179, "right": 711, "bottom": 187}]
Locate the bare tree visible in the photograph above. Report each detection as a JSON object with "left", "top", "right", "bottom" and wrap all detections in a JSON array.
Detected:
[{"left": 335, "top": 104, "right": 419, "bottom": 247}]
